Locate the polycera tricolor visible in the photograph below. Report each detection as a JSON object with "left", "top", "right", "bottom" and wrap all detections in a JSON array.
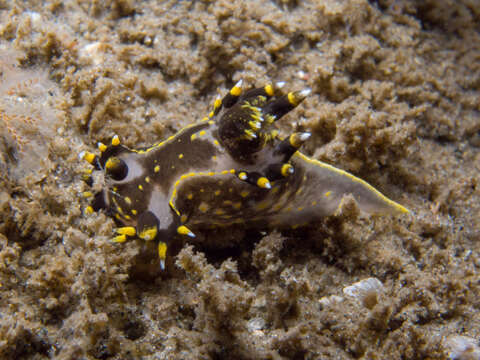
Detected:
[{"left": 80, "top": 81, "right": 408, "bottom": 269}]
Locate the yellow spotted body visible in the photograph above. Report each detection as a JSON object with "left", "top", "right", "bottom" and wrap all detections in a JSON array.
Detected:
[{"left": 81, "top": 81, "right": 408, "bottom": 269}]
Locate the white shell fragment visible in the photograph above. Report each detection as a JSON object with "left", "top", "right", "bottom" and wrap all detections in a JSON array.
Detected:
[
  {"left": 343, "top": 277, "right": 384, "bottom": 309},
  {"left": 445, "top": 335, "right": 480, "bottom": 360}
]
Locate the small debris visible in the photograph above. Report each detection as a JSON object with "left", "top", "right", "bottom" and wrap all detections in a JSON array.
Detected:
[
  {"left": 247, "top": 317, "right": 266, "bottom": 333},
  {"left": 318, "top": 295, "right": 343, "bottom": 308}
]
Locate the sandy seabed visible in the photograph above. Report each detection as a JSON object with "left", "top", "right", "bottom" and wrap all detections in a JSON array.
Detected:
[{"left": 0, "top": 0, "right": 479, "bottom": 359}]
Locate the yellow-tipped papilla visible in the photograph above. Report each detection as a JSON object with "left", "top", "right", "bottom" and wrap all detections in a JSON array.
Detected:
[
  {"left": 281, "top": 163, "right": 294, "bottom": 177},
  {"left": 80, "top": 151, "right": 96, "bottom": 164},
  {"left": 177, "top": 225, "right": 195, "bottom": 238},
  {"left": 116, "top": 226, "right": 136, "bottom": 237},
  {"left": 238, "top": 172, "right": 248, "bottom": 180},
  {"left": 158, "top": 241, "right": 167, "bottom": 270},
  {"left": 97, "top": 142, "right": 107, "bottom": 152},
  {"left": 287, "top": 88, "right": 311, "bottom": 107},
  {"left": 139, "top": 226, "right": 157, "bottom": 241},
  {"left": 244, "top": 129, "right": 257, "bottom": 139},
  {"left": 289, "top": 132, "right": 311, "bottom": 148},
  {"left": 257, "top": 177, "right": 271, "bottom": 189},
  {"left": 249, "top": 120, "right": 261, "bottom": 131},
  {"left": 111, "top": 135, "right": 120, "bottom": 146},
  {"left": 264, "top": 84, "right": 274, "bottom": 96},
  {"left": 230, "top": 79, "right": 243, "bottom": 96},
  {"left": 112, "top": 234, "right": 127, "bottom": 243}
]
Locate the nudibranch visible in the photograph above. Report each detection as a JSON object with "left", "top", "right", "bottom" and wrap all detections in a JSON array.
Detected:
[{"left": 80, "top": 81, "right": 408, "bottom": 269}]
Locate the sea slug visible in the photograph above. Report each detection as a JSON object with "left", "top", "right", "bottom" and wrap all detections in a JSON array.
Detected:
[{"left": 80, "top": 81, "right": 408, "bottom": 269}]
